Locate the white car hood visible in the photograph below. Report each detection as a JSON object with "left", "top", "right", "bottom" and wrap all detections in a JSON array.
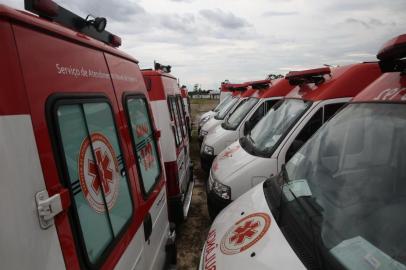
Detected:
[
  {"left": 201, "top": 118, "right": 222, "bottom": 133},
  {"left": 211, "top": 140, "right": 257, "bottom": 182},
  {"left": 200, "top": 183, "right": 305, "bottom": 270},
  {"left": 203, "top": 125, "right": 237, "bottom": 155}
]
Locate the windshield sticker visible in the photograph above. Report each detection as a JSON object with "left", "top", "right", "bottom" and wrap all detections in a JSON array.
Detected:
[
  {"left": 282, "top": 179, "right": 312, "bottom": 202},
  {"left": 220, "top": 212, "right": 271, "bottom": 255},
  {"left": 204, "top": 229, "right": 217, "bottom": 270},
  {"left": 78, "top": 133, "right": 120, "bottom": 213},
  {"left": 330, "top": 236, "right": 406, "bottom": 270}
]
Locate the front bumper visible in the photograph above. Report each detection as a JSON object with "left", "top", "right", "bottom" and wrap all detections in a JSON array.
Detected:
[
  {"left": 206, "top": 179, "right": 232, "bottom": 220},
  {"left": 200, "top": 152, "right": 216, "bottom": 172}
]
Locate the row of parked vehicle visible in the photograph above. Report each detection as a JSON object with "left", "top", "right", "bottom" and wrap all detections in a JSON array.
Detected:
[
  {"left": 0, "top": 1, "right": 193, "bottom": 269},
  {"left": 197, "top": 34, "right": 406, "bottom": 269}
]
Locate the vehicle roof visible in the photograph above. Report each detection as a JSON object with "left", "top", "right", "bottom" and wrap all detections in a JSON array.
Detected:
[
  {"left": 259, "top": 78, "right": 295, "bottom": 98},
  {"left": 142, "top": 70, "right": 179, "bottom": 100},
  {"left": 0, "top": 4, "right": 137, "bottom": 63},
  {"left": 352, "top": 72, "right": 406, "bottom": 102},
  {"left": 353, "top": 33, "right": 406, "bottom": 103},
  {"left": 285, "top": 62, "right": 382, "bottom": 101}
]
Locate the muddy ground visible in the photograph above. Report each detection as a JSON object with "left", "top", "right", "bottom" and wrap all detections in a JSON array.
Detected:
[{"left": 175, "top": 98, "right": 219, "bottom": 270}]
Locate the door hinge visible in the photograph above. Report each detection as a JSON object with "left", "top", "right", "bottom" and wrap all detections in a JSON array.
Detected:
[{"left": 36, "top": 189, "right": 70, "bottom": 230}]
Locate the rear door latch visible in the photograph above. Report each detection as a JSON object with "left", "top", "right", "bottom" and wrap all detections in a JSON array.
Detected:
[{"left": 36, "top": 189, "right": 70, "bottom": 229}]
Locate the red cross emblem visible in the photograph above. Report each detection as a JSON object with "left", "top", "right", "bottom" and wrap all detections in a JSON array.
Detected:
[
  {"left": 78, "top": 133, "right": 120, "bottom": 213},
  {"left": 220, "top": 213, "right": 271, "bottom": 255},
  {"left": 230, "top": 220, "right": 259, "bottom": 245},
  {"left": 88, "top": 148, "right": 113, "bottom": 195}
]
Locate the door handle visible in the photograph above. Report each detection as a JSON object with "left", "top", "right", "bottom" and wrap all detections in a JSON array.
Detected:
[{"left": 143, "top": 213, "right": 152, "bottom": 243}]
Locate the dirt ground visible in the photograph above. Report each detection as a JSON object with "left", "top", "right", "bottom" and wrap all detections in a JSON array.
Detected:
[{"left": 175, "top": 98, "right": 219, "bottom": 270}]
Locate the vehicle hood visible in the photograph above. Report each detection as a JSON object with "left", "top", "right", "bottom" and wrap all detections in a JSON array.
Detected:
[
  {"left": 200, "top": 183, "right": 305, "bottom": 270},
  {"left": 211, "top": 140, "right": 257, "bottom": 182},
  {"left": 204, "top": 125, "right": 237, "bottom": 155},
  {"left": 201, "top": 118, "right": 222, "bottom": 133}
]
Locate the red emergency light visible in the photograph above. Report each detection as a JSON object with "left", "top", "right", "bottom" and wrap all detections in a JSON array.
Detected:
[
  {"left": 285, "top": 67, "right": 331, "bottom": 86},
  {"left": 377, "top": 34, "right": 406, "bottom": 61},
  {"left": 245, "top": 79, "right": 271, "bottom": 89},
  {"left": 377, "top": 34, "right": 406, "bottom": 73},
  {"left": 24, "top": 0, "right": 122, "bottom": 47}
]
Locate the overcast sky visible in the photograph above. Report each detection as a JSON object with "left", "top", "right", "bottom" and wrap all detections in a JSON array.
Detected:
[{"left": 4, "top": 0, "right": 406, "bottom": 90}]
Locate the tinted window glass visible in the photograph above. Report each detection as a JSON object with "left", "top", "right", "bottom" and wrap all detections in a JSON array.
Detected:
[
  {"left": 57, "top": 101, "right": 133, "bottom": 264},
  {"left": 126, "top": 97, "right": 161, "bottom": 194}
]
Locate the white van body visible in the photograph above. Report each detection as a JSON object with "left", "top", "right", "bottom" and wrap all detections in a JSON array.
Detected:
[
  {"left": 202, "top": 96, "right": 280, "bottom": 157},
  {"left": 207, "top": 63, "right": 382, "bottom": 217},
  {"left": 198, "top": 183, "right": 306, "bottom": 270},
  {"left": 211, "top": 97, "right": 349, "bottom": 199}
]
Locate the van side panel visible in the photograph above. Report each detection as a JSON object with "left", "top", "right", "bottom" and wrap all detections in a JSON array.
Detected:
[
  {"left": 12, "top": 23, "right": 139, "bottom": 269},
  {"left": 0, "top": 20, "right": 29, "bottom": 115},
  {"left": 0, "top": 116, "right": 66, "bottom": 269}
]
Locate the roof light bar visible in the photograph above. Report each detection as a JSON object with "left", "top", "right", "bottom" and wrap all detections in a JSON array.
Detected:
[
  {"left": 285, "top": 67, "right": 331, "bottom": 86},
  {"left": 377, "top": 34, "right": 406, "bottom": 61},
  {"left": 377, "top": 34, "right": 406, "bottom": 73},
  {"left": 245, "top": 79, "right": 271, "bottom": 89},
  {"left": 154, "top": 62, "right": 171, "bottom": 73},
  {"left": 24, "top": 0, "right": 122, "bottom": 47}
]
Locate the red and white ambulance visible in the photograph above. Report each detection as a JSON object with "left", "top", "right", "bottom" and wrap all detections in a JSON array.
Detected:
[
  {"left": 207, "top": 63, "right": 382, "bottom": 218},
  {"left": 0, "top": 1, "right": 174, "bottom": 269},
  {"left": 199, "top": 33, "right": 406, "bottom": 270},
  {"left": 198, "top": 83, "right": 242, "bottom": 137},
  {"left": 200, "top": 83, "right": 261, "bottom": 170},
  {"left": 142, "top": 64, "right": 194, "bottom": 224},
  {"left": 200, "top": 79, "right": 295, "bottom": 172}
]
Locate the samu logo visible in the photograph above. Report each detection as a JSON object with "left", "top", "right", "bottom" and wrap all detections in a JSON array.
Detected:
[{"left": 374, "top": 87, "right": 406, "bottom": 101}]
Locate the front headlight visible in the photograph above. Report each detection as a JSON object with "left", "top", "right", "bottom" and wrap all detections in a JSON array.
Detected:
[
  {"left": 209, "top": 172, "right": 231, "bottom": 200},
  {"left": 199, "top": 115, "right": 212, "bottom": 126},
  {"left": 202, "top": 144, "right": 214, "bottom": 155},
  {"left": 199, "top": 129, "right": 208, "bottom": 137}
]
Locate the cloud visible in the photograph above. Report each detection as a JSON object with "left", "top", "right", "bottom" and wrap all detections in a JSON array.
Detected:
[
  {"left": 199, "top": 9, "right": 251, "bottom": 29},
  {"left": 345, "top": 18, "right": 396, "bottom": 29},
  {"left": 63, "top": 0, "right": 145, "bottom": 22},
  {"left": 262, "top": 10, "right": 298, "bottom": 16}
]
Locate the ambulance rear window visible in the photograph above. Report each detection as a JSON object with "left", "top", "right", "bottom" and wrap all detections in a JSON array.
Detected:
[
  {"left": 55, "top": 100, "right": 133, "bottom": 266},
  {"left": 125, "top": 96, "right": 162, "bottom": 195}
]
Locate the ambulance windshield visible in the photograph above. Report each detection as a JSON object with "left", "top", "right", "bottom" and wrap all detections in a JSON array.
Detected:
[
  {"left": 283, "top": 103, "right": 406, "bottom": 269},
  {"left": 214, "top": 97, "right": 239, "bottom": 120},
  {"left": 222, "top": 97, "right": 259, "bottom": 130},
  {"left": 245, "top": 99, "right": 311, "bottom": 157},
  {"left": 214, "top": 95, "right": 233, "bottom": 112}
]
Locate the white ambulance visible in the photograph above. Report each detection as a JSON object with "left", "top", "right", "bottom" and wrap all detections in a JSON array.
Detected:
[
  {"left": 199, "top": 33, "right": 406, "bottom": 270},
  {"left": 207, "top": 63, "right": 382, "bottom": 218},
  {"left": 142, "top": 64, "right": 194, "bottom": 224},
  {"left": 0, "top": 1, "right": 174, "bottom": 269},
  {"left": 200, "top": 83, "right": 264, "bottom": 171},
  {"left": 198, "top": 84, "right": 243, "bottom": 139},
  {"left": 201, "top": 79, "right": 295, "bottom": 170}
]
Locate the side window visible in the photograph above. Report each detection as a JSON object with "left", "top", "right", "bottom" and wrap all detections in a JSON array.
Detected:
[
  {"left": 55, "top": 101, "right": 133, "bottom": 265},
  {"left": 176, "top": 95, "right": 188, "bottom": 138},
  {"left": 126, "top": 96, "right": 161, "bottom": 195},
  {"left": 324, "top": 102, "right": 346, "bottom": 122},
  {"left": 286, "top": 108, "right": 323, "bottom": 161},
  {"left": 167, "top": 96, "right": 181, "bottom": 146},
  {"left": 264, "top": 99, "right": 279, "bottom": 113}
]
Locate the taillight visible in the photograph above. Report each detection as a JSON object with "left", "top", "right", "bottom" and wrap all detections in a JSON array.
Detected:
[{"left": 165, "top": 162, "right": 180, "bottom": 196}]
